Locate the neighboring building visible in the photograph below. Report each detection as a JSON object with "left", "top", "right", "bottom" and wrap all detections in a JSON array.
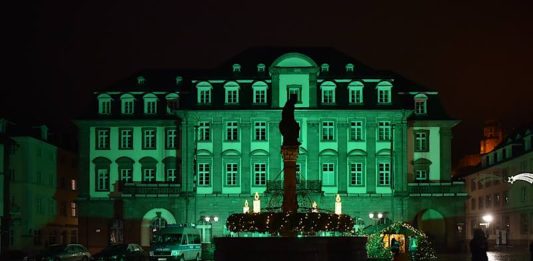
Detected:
[
  {"left": 464, "top": 124, "right": 533, "bottom": 247},
  {"left": 0, "top": 121, "right": 78, "bottom": 252},
  {"left": 76, "top": 47, "right": 465, "bottom": 251}
]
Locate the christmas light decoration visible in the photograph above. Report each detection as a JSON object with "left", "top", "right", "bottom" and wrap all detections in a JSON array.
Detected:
[{"left": 508, "top": 173, "right": 533, "bottom": 184}]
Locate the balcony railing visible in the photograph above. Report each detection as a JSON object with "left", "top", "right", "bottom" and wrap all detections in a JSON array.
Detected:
[
  {"left": 117, "top": 182, "right": 181, "bottom": 196},
  {"left": 407, "top": 182, "right": 466, "bottom": 196},
  {"left": 266, "top": 180, "right": 322, "bottom": 193}
]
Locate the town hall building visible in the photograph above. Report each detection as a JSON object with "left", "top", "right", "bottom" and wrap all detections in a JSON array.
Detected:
[{"left": 76, "top": 47, "right": 466, "bottom": 251}]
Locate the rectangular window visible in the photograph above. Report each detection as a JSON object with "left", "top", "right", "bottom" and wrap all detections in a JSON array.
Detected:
[
  {"left": 120, "top": 168, "right": 132, "bottom": 183},
  {"left": 119, "top": 128, "right": 133, "bottom": 149},
  {"left": 287, "top": 85, "right": 302, "bottom": 103},
  {"left": 198, "top": 89, "right": 211, "bottom": 104},
  {"left": 321, "top": 89, "right": 335, "bottom": 104},
  {"left": 166, "top": 128, "right": 177, "bottom": 149},
  {"left": 415, "top": 170, "right": 428, "bottom": 181},
  {"left": 198, "top": 121, "right": 210, "bottom": 141},
  {"left": 96, "top": 169, "right": 109, "bottom": 191},
  {"left": 99, "top": 100, "right": 111, "bottom": 114},
  {"left": 226, "top": 89, "right": 239, "bottom": 104},
  {"left": 142, "top": 128, "right": 156, "bottom": 149},
  {"left": 96, "top": 128, "right": 110, "bottom": 150},
  {"left": 70, "top": 202, "right": 77, "bottom": 217},
  {"left": 123, "top": 100, "right": 134, "bottom": 114},
  {"left": 350, "top": 121, "right": 363, "bottom": 141},
  {"left": 145, "top": 100, "right": 157, "bottom": 114},
  {"left": 349, "top": 88, "right": 363, "bottom": 104},
  {"left": 471, "top": 198, "right": 476, "bottom": 210},
  {"left": 349, "top": 162, "right": 364, "bottom": 186},
  {"left": 378, "top": 89, "right": 391, "bottom": 103},
  {"left": 415, "top": 100, "right": 427, "bottom": 114},
  {"left": 142, "top": 168, "right": 156, "bottom": 183},
  {"left": 415, "top": 130, "right": 429, "bottom": 152},
  {"left": 378, "top": 162, "right": 391, "bottom": 186},
  {"left": 254, "top": 121, "right": 267, "bottom": 141},
  {"left": 253, "top": 88, "right": 267, "bottom": 104},
  {"left": 254, "top": 163, "right": 267, "bottom": 186},
  {"left": 198, "top": 163, "right": 211, "bottom": 186},
  {"left": 225, "top": 121, "right": 239, "bottom": 141},
  {"left": 296, "top": 163, "right": 302, "bottom": 184},
  {"left": 378, "top": 121, "right": 391, "bottom": 141},
  {"left": 321, "top": 121, "right": 335, "bottom": 141},
  {"left": 225, "top": 163, "right": 238, "bottom": 186},
  {"left": 322, "top": 163, "right": 335, "bottom": 186},
  {"left": 166, "top": 169, "right": 177, "bottom": 183}
]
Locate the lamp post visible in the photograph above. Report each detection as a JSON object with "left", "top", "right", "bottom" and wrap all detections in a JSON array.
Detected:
[
  {"left": 369, "top": 212, "right": 384, "bottom": 225},
  {"left": 201, "top": 215, "right": 219, "bottom": 243},
  {"left": 482, "top": 214, "right": 493, "bottom": 236}
]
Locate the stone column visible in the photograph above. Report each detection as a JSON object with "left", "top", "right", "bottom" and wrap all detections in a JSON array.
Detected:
[{"left": 281, "top": 145, "right": 299, "bottom": 213}]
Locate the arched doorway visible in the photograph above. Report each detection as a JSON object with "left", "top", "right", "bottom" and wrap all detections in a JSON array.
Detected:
[
  {"left": 413, "top": 209, "right": 446, "bottom": 250},
  {"left": 140, "top": 208, "right": 177, "bottom": 247}
]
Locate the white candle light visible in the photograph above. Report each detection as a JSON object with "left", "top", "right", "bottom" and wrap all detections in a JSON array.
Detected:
[
  {"left": 243, "top": 200, "right": 250, "bottom": 214},
  {"left": 253, "top": 192, "right": 261, "bottom": 213},
  {"left": 334, "top": 194, "right": 342, "bottom": 215}
]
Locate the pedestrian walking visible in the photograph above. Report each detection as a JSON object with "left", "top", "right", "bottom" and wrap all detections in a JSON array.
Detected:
[{"left": 470, "top": 228, "right": 488, "bottom": 261}]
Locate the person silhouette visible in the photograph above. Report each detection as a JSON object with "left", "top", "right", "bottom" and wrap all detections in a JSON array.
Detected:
[{"left": 470, "top": 228, "right": 488, "bottom": 261}]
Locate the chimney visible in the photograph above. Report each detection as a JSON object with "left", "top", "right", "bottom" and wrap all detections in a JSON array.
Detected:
[{"left": 40, "top": 125, "right": 48, "bottom": 141}]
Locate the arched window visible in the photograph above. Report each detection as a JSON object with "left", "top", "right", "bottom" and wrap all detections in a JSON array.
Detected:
[
  {"left": 345, "top": 63, "right": 354, "bottom": 72},
  {"left": 143, "top": 93, "right": 158, "bottom": 114},
  {"left": 163, "top": 157, "right": 178, "bottom": 183},
  {"left": 93, "top": 157, "right": 112, "bottom": 191},
  {"left": 196, "top": 82, "right": 212, "bottom": 105},
  {"left": 224, "top": 81, "right": 240, "bottom": 104},
  {"left": 376, "top": 81, "right": 393, "bottom": 104},
  {"left": 252, "top": 81, "right": 268, "bottom": 104},
  {"left": 320, "top": 81, "right": 336, "bottom": 104},
  {"left": 321, "top": 63, "right": 330, "bottom": 72},
  {"left": 120, "top": 94, "right": 135, "bottom": 114},
  {"left": 414, "top": 94, "right": 428, "bottom": 114},
  {"left": 97, "top": 94, "right": 112, "bottom": 115},
  {"left": 165, "top": 93, "right": 179, "bottom": 114},
  {"left": 348, "top": 81, "right": 364, "bottom": 104}
]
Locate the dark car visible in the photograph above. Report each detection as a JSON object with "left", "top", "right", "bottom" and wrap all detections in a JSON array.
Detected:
[
  {"left": 34, "top": 244, "right": 91, "bottom": 261},
  {"left": 91, "top": 243, "right": 147, "bottom": 261}
]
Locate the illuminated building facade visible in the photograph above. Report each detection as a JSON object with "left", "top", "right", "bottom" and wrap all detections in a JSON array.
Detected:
[
  {"left": 464, "top": 125, "right": 533, "bottom": 247},
  {"left": 76, "top": 48, "right": 465, "bottom": 251}
]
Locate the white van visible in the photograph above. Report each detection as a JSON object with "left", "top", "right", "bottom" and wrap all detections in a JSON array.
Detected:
[{"left": 149, "top": 226, "right": 202, "bottom": 261}]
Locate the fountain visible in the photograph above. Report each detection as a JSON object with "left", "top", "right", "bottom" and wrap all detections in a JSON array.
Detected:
[{"left": 215, "top": 95, "right": 368, "bottom": 260}]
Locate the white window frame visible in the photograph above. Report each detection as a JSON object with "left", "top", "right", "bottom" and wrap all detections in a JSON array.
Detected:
[
  {"left": 254, "top": 121, "right": 267, "bottom": 141},
  {"left": 350, "top": 121, "right": 363, "bottom": 141},
  {"left": 321, "top": 121, "right": 335, "bottom": 141},
  {"left": 120, "top": 168, "right": 132, "bottom": 183},
  {"left": 98, "top": 95, "right": 112, "bottom": 115},
  {"left": 121, "top": 95, "right": 135, "bottom": 114},
  {"left": 253, "top": 163, "right": 267, "bottom": 186},
  {"left": 287, "top": 85, "right": 302, "bottom": 104},
  {"left": 96, "top": 128, "right": 110, "bottom": 149},
  {"left": 225, "top": 121, "right": 239, "bottom": 141},
  {"left": 378, "top": 121, "right": 391, "bottom": 141},
  {"left": 166, "top": 128, "right": 176, "bottom": 149},
  {"left": 378, "top": 162, "right": 391, "bottom": 186},
  {"left": 225, "top": 163, "right": 238, "bottom": 186},
  {"left": 415, "top": 169, "right": 428, "bottom": 181},
  {"left": 143, "top": 128, "right": 156, "bottom": 149},
  {"left": 196, "top": 82, "right": 213, "bottom": 105},
  {"left": 415, "top": 131, "right": 429, "bottom": 152},
  {"left": 321, "top": 163, "right": 336, "bottom": 186},
  {"left": 166, "top": 168, "right": 177, "bottom": 183},
  {"left": 96, "top": 169, "right": 109, "bottom": 191},
  {"left": 321, "top": 82, "right": 336, "bottom": 104},
  {"left": 414, "top": 94, "right": 428, "bottom": 114},
  {"left": 142, "top": 168, "right": 156, "bottom": 183},
  {"left": 348, "top": 82, "right": 364, "bottom": 104},
  {"left": 198, "top": 121, "right": 210, "bottom": 141},
  {"left": 377, "top": 81, "right": 393, "bottom": 104},
  {"left": 349, "top": 162, "right": 364, "bottom": 186},
  {"left": 252, "top": 82, "right": 268, "bottom": 104},
  {"left": 224, "top": 82, "right": 240, "bottom": 104},
  {"left": 119, "top": 128, "right": 133, "bottom": 149},
  {"left": 198, "top": 163, "right": 211, "bottom": 186}
]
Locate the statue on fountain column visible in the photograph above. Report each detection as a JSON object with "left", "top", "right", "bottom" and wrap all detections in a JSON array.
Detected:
[{"left": 279, "top": 94, "right": 301, "bottom": 146}]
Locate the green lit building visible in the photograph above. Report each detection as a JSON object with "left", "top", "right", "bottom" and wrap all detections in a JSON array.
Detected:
[{"left": 76, "top": 48, "right": 466, "bottom": 251}]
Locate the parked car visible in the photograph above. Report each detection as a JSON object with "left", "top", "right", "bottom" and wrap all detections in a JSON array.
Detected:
[
  {"left": 92, "top": 243, "right": 147, "bottom": 261},
  {"left": 33, "top": 244, "right": 91, "bottom": 261}
]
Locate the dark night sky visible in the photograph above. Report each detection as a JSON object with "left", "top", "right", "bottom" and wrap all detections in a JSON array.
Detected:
[{"left": 3, "top": 1, "right": 533, "bottom": 162}]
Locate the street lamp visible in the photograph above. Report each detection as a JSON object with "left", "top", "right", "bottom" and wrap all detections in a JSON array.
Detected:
[
  {"left": 369, "top": 212, "right": 385, "bottom": 225},
  {"left": 481, "top": 214, "right": 493, "bottom": 237},
  {"left": 200, "top": 215, "right": 219, "bottom": 243}
]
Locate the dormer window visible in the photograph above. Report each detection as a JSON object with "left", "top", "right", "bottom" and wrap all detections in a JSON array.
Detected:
[
  {"left": 137, "top": 76, "right": 146, "bottom": 85},
  {"left": 321, "top": 63, "right": 330, "bottom": 72},
  {"left": 166, "top": 93, "right": 179, "bottom": 114},
  {"left": 224, "top": 82, "right": 240, "bottom": 104},
  {"left": 320, "top": 81, "right": 336, "bottom": 104},
  {"left": 345, "top": 63, "right": 354, "bottom": 72},
  {"left": 97, "top": 94, "right": 112, "bottom": 115},
  {"left": 196, "top": 82, "right": 213, "bottom": 105},
  {"left": 232, "top": 64, "right": 241, "bottom": 73},
  {"left": 143, "top": 93, "right": 158, "bottom": 114},
  {"left": 376, "top": 81, "right": 393, "bottom": 104},
  {"left": 252, "top": 81, "right": 268, "bottom": 104},
  {"left": 257, "top": 63, "right": 266, "bottom": 72},
  {"left": 348, "top": 81, "right": 364, "bottom": 105},
  {"left": 414, "top": 94, "right": 428, "bottom": 114},
  {"left": 287, "top": 84, "right": 302, "bottom": 104},
  {"left": 121, "top": 94, "right": 135, "bottom": 114},
  {"left": 175, "top": 76, "right": 183, "bottom": 85}
]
